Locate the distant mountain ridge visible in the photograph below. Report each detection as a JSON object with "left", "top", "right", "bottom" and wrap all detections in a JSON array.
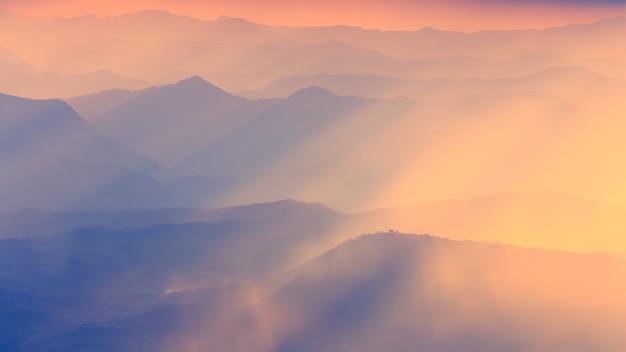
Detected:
[
  {"left": 3, "top": 191, "right": 626, "bottom": 255},
  {"left": 3, "top": 10, "right": 626, "bottom": 96},
  {"left": 70, "top": 76, "right": 279, "bottom": 166},
  {"left": 0, "top": 93, "right": 164, "bottom": 177},
  {"left": 65, "top": 74, "right": 622, "bottom": 212},
  {"left": 0, "top": 93, "right": 242, "bottom": 212},
  {"left": 0, "top": 199, "right": 342, "bottom": 238},
  {"left": 239, "top": 65, "right": 625, "bottom": 101}
]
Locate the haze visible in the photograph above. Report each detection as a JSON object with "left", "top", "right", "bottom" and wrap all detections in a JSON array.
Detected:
[{"left": 1, "top": 1, "right": 626, "bottom": 351}]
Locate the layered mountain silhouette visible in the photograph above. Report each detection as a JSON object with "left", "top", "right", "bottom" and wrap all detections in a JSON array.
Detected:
[
  {"left": 0, "top": 54, "right": 146, "bottom": 99},
  {"left": 1, "top": 225, "right": 624, "bottom": 351},
  {"left": 0, "top": 93, "right": 164, "bottom": 177},
  {"left": 0, "top": 93, "right": 210, "bottom": 211},
  {"left": 2, "top": 7, "right": 626, "bottom": 352},
  {"left": 0, "top": 199, "right": 342, "bottom": 239},
  {"left": 3, "top": 192, "right": 626, "bottom": 255},
  {"left": 240, "top": 66, "right": 626, "bottom": 101},
  {"left": 64, "top": 75, "right": 624, "bottom": 211},
  {"left": 69, "top": 76, "right": 278, "bottom": 166},
  {"left": 3, "top": 10, "right": 626, "bottom": 97}
]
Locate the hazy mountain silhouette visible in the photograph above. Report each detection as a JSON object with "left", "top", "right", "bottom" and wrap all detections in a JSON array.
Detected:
[
  {"left": 277, "top": 17, "right": 626, "bottom": 62},
  {"left": 0, "top": 59, "right": 147, "bottom": 99},
  {"left": 66, "top": 88, "right": 143, "bottom": 121},
  {"left": 3, "top": 191, "right": 623, "bottom": 254},
  {"left": 0, "top": 93, "right": 165, "bottom": 177},
  {"left": 3, "top": 6, "right": 626, "bottom": 352},
  {"left": 176, "top": 86, "right": 357, "bottom": 175},
  {"left": 0, "top": 46, "right": 147, "bottom": 99},
  {"left": 174, "top": 86, "right": 418, "bottom": 208},
  {"left": 173, "top": 83, "right": 596, "bottom": 210},
  {"left": 205, "top": 40, "right": 392, "bottom": 90},
  {"left": 0, "top": 199, "right": 342, "bottom": 239},
  {"left": 0, "top": 10, "right": 284, "bottom": 88},
  {"left": 239, "top": 66, "right": 626, "bottom": 102},
  {"left": 235, "top": 53, "right": 610, "bottom": 98},
  {"left": 62, "top": 74, "right": 622, "bottom": 212},
  {"left": 4, "top": 10, "right": 625, "bottom": 96},
  {"left": 0, "top": 155, "right": 190, "bottom": 212},
  {"left": 70, "top": 76, "right": 278, "bottom": 166},
  {"left": 0, "top": 94, "right": 236, "bottom": 211}
]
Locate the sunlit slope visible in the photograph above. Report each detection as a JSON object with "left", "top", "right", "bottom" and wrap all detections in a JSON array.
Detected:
[
  {"left": 347, "top": 192, "right": 626, "bottom": 253},
  {"left": 277, "top": 233, "right": 626, "bottom": 352}
]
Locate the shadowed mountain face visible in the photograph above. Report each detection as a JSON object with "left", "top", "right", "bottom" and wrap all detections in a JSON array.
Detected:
[
  {"left": 69, "top": 77, "right": 278, "bottom": 167},
  {"left": 0, "top": 93, "right": 220, "bottom": 212},
  {"left": 0, "top": 93, "right": 165, "bottom": 177}
]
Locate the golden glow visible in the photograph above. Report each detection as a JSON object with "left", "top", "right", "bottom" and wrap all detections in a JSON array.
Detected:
[{"left": 3, "top": 0, "right": 626, "bottom": 255}]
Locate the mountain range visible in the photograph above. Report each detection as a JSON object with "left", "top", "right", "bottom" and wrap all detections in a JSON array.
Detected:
[
  {"left": 67, "top": 75, "right": 615, "bottom": 211},
  {"left": 2, "top": 10, "right": 626, "bottom": 97},
  {"left": 2, "top": 8, "right": 626, "bottom": 351},
  {"left": 1, "top": 221, "right": 624, "bottom": 351}
]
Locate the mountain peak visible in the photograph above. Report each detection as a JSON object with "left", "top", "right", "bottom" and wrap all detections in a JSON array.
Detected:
[
  {"left": 169, "top": 76, "right": 232, "bottom": 97},
  {"left": 213, "top": 15, "right": 260, "bottom": 28},
  {"left": 288, "top": 86, "right": 337, "bottom": 100},
  {"left": 177, "top": 75, "right": 210, "bottom": 85},
  {"left": 123, "top": 9, "right": 177, "bottom": 18}
]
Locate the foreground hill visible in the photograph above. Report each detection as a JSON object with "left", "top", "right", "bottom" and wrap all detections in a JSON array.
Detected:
[
  {"left": 1, "top": 227, "right": 624, "bottom": 351},
  {"left": 275, "top": 233, "right": 626, "bottom": 352}
]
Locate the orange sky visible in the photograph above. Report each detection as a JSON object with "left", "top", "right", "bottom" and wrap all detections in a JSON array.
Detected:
[{"left": 1, "top": 0, "right": 626, "bottom": 31}]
